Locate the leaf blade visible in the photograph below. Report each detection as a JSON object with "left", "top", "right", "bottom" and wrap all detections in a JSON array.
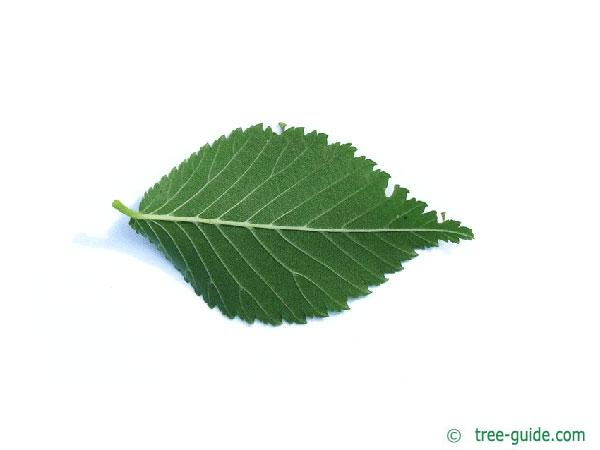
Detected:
[{"left": 115, "top": 124, "right": 473, "bottom": 325}]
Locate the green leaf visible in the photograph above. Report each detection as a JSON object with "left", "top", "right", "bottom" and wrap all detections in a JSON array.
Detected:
[{"left": 113, "top": 124, "right": 473, "bottom": 325}]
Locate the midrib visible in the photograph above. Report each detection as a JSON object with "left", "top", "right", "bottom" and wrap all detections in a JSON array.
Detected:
[{"left": 112, "top": 200, "right": 469, "bottom": 237}]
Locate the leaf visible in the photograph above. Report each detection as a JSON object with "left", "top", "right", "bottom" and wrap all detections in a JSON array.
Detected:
[{"left": 113, "top": 124, "right": 473, "bottom": 325}]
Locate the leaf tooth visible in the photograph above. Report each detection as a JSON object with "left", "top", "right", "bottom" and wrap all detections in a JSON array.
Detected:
[
  {"left": 207, "top": 282, "right": 233, "bottom": 318},
  {"left": 390, "top": 185, "right": 409, "bottom": 201}
]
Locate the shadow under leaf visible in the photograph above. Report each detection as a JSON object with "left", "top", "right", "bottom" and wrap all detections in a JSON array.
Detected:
[{"left": 73, "top": 213, "right": 182, "bottom": 281}]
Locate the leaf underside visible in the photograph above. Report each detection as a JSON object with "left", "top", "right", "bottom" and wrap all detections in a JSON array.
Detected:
[{"left": 119, "top": 124, "right": 473, "bottom": 325}]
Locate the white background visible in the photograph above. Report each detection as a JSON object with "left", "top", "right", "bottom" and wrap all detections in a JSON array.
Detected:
[{"left": 1, "top": 1, "right": 599, "bottom": 449}]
